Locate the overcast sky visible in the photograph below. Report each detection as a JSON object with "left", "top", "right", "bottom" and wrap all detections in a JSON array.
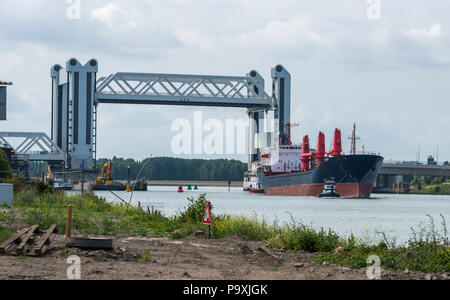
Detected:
[{"left": 0, "top": 0, "right": 449, "bottom": 163}]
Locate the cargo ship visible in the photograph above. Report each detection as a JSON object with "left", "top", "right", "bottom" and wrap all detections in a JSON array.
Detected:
[{"left": 253, "top": 125, "right": 383, "bottom": 198}]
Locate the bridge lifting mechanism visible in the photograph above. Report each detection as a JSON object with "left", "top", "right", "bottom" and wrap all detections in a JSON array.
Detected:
[{"left": 47, "top": 58, "right": 292, "bottom": 171}]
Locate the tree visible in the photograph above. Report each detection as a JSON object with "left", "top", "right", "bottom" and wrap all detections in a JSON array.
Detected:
[
  {"left": 96, "top": 157, "right": 248, "bottom": 181},
  {"left": 0, "top": 148, "right": 10, "bottom": 179},
  {"left": 430, "top": 177, "right": 443, "bottom": 185}
]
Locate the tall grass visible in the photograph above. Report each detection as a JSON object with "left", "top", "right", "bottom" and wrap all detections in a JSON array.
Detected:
[
  {"left": 316, "top": 215, "right": 449, "bottom": 274},
  {"left": 0, "top": 226, "right": 11, "bottom": 244},
  {"left": 13, "top": 187, "right": 177, "bottom": 237}
]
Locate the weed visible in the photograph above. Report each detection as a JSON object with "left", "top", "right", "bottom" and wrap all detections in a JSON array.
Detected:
[{"left": 141, "top": 249, "right": 153, "bottom": 262}]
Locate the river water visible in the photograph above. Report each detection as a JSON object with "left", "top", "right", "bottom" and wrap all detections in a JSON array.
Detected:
[{"left": 93, "top": 186, "right": 450, "bottom": 244}]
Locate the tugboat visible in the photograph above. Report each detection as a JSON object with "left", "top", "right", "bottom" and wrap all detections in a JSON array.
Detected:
[
  {"left": 318, "top": 180, "right": 340, "bottom": 198},
  {"left": 53, "top": 177, "right": 73, "bottom": 191},
  {"left": 249, "top": 183, "right": 265, "bottom": 194}
]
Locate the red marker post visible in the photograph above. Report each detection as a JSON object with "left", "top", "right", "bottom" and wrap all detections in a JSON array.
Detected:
[{"left": 203, "top": 201, "right": 213, "bottom": 239}]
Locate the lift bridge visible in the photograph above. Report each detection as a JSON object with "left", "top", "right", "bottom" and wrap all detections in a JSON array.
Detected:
[{"left": 1, "top": 58, "right": 292, "bottom": 172}]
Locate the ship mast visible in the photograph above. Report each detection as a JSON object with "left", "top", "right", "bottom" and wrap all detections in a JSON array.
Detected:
[
  {"left": 280, "top": 122, "right": 299, "bottom": 145},
  {"left": 348, "top": 124, "right": 360, "bottom": 155}
]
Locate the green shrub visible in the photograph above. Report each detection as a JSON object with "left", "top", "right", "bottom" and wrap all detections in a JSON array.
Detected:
[
  {"left": 176, "top": 193, "right": 211, "bottom": 224},
  {"left": 2, "top": 174, "right": 26, "bottom": 192},
  {"left": 34, "top": 181, "right": 53, "bottom": 195},
  {"left": 0, "top": 148, "right": 10, "bottom": 179},
  {"left": 279, "top": 222, "right": 341, "bottom": 252},
  {"left": 0, "top": 226, "right": 11, "bottom": 244},
  {"left": 213, "top": 215, "right": 274, "bottom": 241}
]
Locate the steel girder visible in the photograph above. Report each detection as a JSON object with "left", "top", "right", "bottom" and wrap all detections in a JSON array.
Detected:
[
  {"left": 0, "top": 132, "right": 65, "bottom": 161},
  {"left": 96, "top": 72, "right": 273, "bottom": 110}
]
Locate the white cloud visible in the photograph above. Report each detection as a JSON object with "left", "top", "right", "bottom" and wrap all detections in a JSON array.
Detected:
[
  {"left": 91, "top": 3, "right": 126, "bottom": 27},
  {"left": 174, "top": 27, "right": 209, "bottom": 50},
  {"left": 237, "top": 17, "right": 326, "bottom": 47},
  {"left": 407, "top": 23, "right": 442, "bottom": 39}
]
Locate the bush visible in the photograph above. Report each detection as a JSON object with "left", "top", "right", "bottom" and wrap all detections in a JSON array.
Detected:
[
  {"left": 432, "top": 185, "right": 441, "bottom": 193},
  {"left": 2, "top": 174, "right": 26, "bottom": 192},
  {"left": 176, "top": 194, "right": 211, "bottom": 224},
  {"left": 34, "top": 181, "right": 53, "bottom": 195},
  {"left": 0, "top": 149, "right": 10, "bottom": 179},
  {"left": 13, "top": 189, "right": 39, "bottom": 206},
  {"left": 213, "top": 215, "right": 274, "bottom": 241},
  {"left": 431, "top": 177, "right": 443, "bottom": 185},
  {"left": 279, "top": 222, "right": 341, "bottom": 252},
  {"left": 0, "top": 226, "right": 11, "bottom": 244}
]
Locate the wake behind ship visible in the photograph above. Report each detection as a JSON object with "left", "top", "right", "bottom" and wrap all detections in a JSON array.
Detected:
[{"left": 252, "top": 126, "right": 384, "bottom": 198}]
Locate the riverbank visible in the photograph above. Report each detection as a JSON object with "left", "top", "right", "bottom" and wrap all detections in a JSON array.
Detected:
[
  {"left": 411, "top": 182, "right": 450, "bottom": 195},
  {"left": 147, "top": 181, "right": 243, "bottom": 187},
  {"left": 0, "top": 186, "right": 448, "bottom": 280}
]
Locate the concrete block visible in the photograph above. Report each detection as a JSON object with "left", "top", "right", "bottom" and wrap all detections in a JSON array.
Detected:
[{"left": 0, "top": 184, "right": 13, "bottom": 206}]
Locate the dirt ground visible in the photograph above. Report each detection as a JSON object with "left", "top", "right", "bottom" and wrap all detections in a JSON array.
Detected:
[{"left": 0, "top": 230, "right": 446, "bottom": 280}]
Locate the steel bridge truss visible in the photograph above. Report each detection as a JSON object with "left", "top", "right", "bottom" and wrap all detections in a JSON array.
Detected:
[
  {"left": 96, "top": 72, "right": 273, "bottom": 110},
  {"left": 0, "top": 132, "right": 65, "bottom": 161}
]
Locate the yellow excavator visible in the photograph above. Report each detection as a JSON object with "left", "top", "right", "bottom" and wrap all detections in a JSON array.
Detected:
[
  {"left": 96, "top": 162, "right": 113, "bottom": 186},
  {"left": 93, "top": 162, "right": 147, "bottom": 191},
  {"left": 46, "top": 165, "right": 53, "bottom": 181}
]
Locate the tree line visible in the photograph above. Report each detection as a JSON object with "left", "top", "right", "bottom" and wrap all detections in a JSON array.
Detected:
[{"left": 96, "top": 157, "right": 248, "bottom": 181}]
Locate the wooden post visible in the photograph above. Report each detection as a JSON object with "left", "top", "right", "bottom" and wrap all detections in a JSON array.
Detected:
[
  {"left": 81, "top": 161, "right": 85, "bottom": 195},
  {"left": 66, "top": 205, "right": 72, "bottom": 240}
]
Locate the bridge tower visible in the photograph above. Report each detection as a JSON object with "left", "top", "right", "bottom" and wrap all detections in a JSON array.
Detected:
[
  {"left": 51, "top": 64, "right": 68, "bottom": 156},
  {"left": 247, "top": 70, "right": 267, "bottom": 166},
  {"left": 66, "top": 58, "right": 98, "bottom": 170},
  {"left": 51, "top": 59, "right": 98, "bottom": 170},
  {"left": 271, "top": 65, "right": 291, "bottom": 146}
]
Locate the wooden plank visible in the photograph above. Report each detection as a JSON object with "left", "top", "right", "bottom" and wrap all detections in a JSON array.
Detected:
[
  {"left": 22, "top": 237, "right": 36, "bottom": 253},
  {"left": 0, "top": 227, "right": 32, "bottom": 253},
  {"left": 66, "top": 237, "right": 114, "bottom": 250},
  {"left": 16, "top": 225, "right": 39, "bottom": 253},
  {"left": 33, "top": 224, "right": 58, "bottom": 252},
  {"left": 37, "top": 234, "right": 57, "bottom": 257}
]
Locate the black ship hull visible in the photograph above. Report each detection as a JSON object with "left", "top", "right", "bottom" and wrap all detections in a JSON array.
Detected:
[{"left": 258, "top": 155, "right": 384, "bottom": 198}]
